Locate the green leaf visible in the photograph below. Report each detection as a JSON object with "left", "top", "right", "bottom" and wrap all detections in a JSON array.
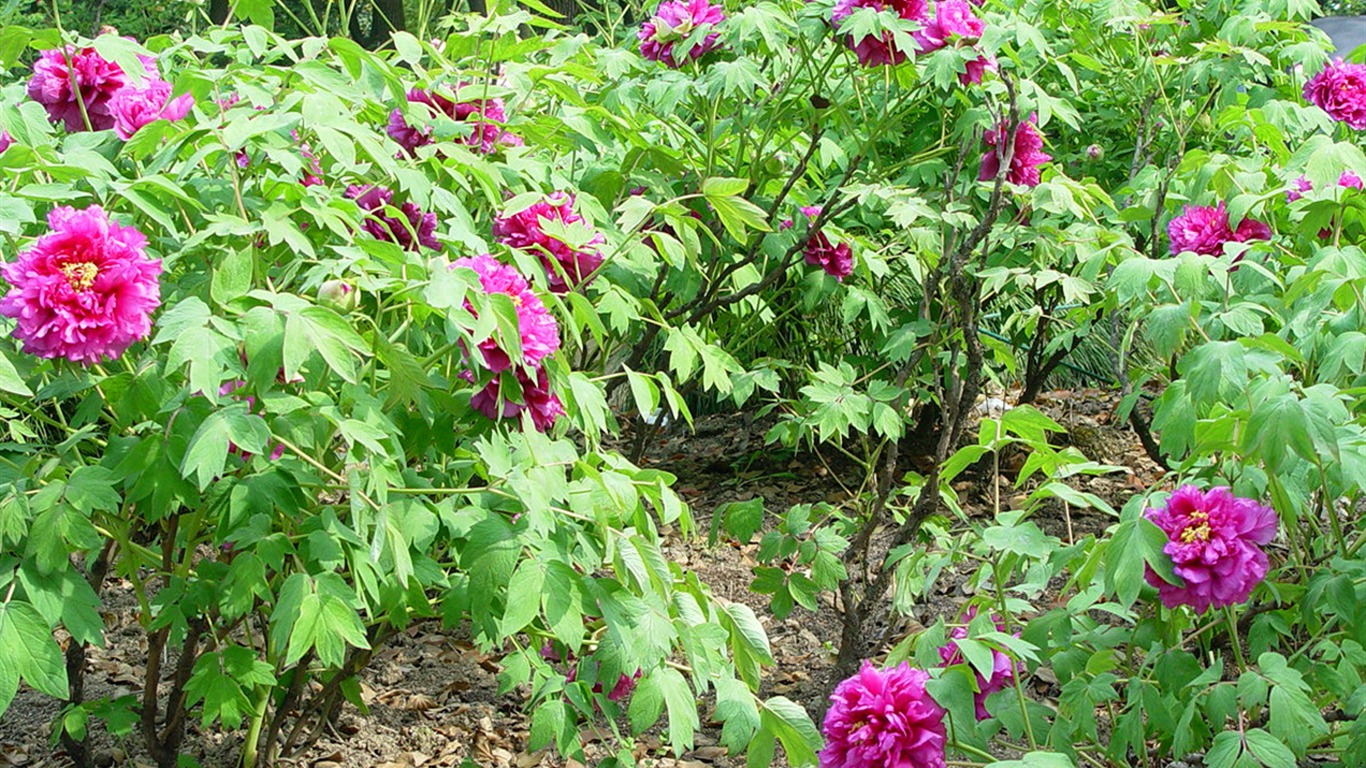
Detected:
[
  {"left": 0, "top": 600, "right": 68, "bottom": 710},
  {"left": 759, "top": 696, "right": 821, "bottom": 768},
  {"left": 0, "top": 349, "right": 32, "bottom": 396},
  {"left": 717, "top": 498, "right": 764, "bottom": 544},
  {"left": 501, "top": 560, "right": 543, "bottom": 636},
  {"left": 658, "top": 667, "right": 699, "bottom": 753},
  {"left": 283, "top": 306, "right": 369, "bottom": 383},
  {"left": 211, "top": 248, "right": 254, "bottom": 307},
  {"left": 1243, "top": 728, "right": 1297, "bottom": 766}
]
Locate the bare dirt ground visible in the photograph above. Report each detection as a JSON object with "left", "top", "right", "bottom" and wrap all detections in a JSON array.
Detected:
[{"left": 0, "top": 388, "right": 1162, "bottom": 768}]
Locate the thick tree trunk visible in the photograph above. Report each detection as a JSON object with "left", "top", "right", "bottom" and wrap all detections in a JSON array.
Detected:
[{"left": 349, "top": 0, "right": 407, "bottom": 49}]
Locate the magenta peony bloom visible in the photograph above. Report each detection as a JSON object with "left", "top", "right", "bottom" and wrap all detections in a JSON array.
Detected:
[
  {"left": 978, "top": 114, "right": 1052, "bottom": 188},
  {"left": 449, "top": 254, "right": 561, "bottom": 373},
  {"left": 1286, "top": 176, "right": 1313, "bottom": 202},
  {"left": 959, "top": 53, "right": 996, "bottom": 85},
  {"left": 1341, "top": 170, "right": 1364, "bottom": 189},
  {"left": 831, "top": 0, "right": 927, "bottom": 66},
  {"left": 110, "top": 78, "right": 194, "bottom": 140},
  {"left": 638, "top": 0, "right": 725, "bottom": 68},
  {"left": 0, "top": 206, "right": 161, "bottom": 364},
  {"left": 1143, "top": 485, "right": 1278, "bottom": 615},
  {"left": 797, "top": 206, "right": 854, "bottom": 281},
  {"left": 820, "top": 662, "right": 947, "bottom": 768},
  {"left": 1166, "top": 203, "right": 1271, "bottom": 256},
  {"left": 916, "top": 0, "right": 984, "bottom": 52},
  {"left": 937, "top": 608, "right": 1018, "bottom": 720},
  {"left": 346, "top": 185, "right": 441, "bottom": 252},
  {"left": 0, "top": 131, "right": 11, "bottom": 154},
  {"left": 28, "top": 45, "right": 156, "bottom": 133},
  {"left": 469, "top": 367, "right": 565, "bottom": 432},
  {"left": 387, "top": 87, "right": 521, "bottom": 156},
  {"left": 493, "top": 193, "right": 605, "bottom": 293},
  {"left": 1304, "top": 59, "right": 1366, "bottom": 129}
]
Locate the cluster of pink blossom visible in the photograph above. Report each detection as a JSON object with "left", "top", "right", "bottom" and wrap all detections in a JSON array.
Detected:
[
  {"left": 1286, "top": 170, "right": 1364, "bottom": 202},
  {"left": 493, "top": 193, "right": 605, "bottom": 293},
  {"left": 831, "top": 0, "right": 993, "bottom": 79},
  {"left": 27, "top": 44, "right": 192, "bottom": 138},
  {"left": 1167, "top": 202, "right": 1271, "bottom": 257},
  {"left": 1304, "top": 59, "right": 1366, "bottom": 129},
  {"left": 978, "top": 114, "right": 1052, "bottom": 188},
  {"left": 1143, "top": 485, "right": 1278, "bottom": 615},
  {"left": 787, "top": 206, "right": 854, "bottom": 281},
  {"left": 937, "top": 608, "right": 1017, "bottom": 720},
  {"left": 638, "top": 0, "right": 726, "bottom": 68},
  {"left": 387, "top": 87, "right": 522, "bottom": 156},
  {"left": 0, "top": 206, "right": 162, "bottom": 364},
  {"left": 345, "top": 185, "right": 441, "bottom": 252},
  {"left": 451, "top": 254, "right": 564, "bottom": 431}
]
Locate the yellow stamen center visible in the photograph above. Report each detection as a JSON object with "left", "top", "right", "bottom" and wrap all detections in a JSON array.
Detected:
[
  {"left": 1179, "top": 511, "right": 1211, "bottom": 544},
  {"left": 62, "top": 261, "right": 99, "bottom": 291}
]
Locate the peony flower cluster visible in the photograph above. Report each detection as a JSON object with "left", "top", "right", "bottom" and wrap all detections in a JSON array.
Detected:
[
  {"left": 493, "top": 193, "right": 605, "bottom": 293},
  {"left": 820, "top": 662, "right": 947, "bottom": 768},
  {"left": 539, "top": 642, "right": 641, "bottom": 702},
  {"left": 1143, "top": 485, "right": 1278, "bottom": 615},
  {"left": 346, "top": 185, "right": 441, "bottom": 252},
  {"left": 937, "top": 608, "right": 1017, "bottom": 720},
  {"left": 638, "top": 0, "right": 726, "bottom": 68},
  {"left": 28, "top": 44, "right": 192, "bottom": 137},
  {"left": 387, "top": 87, "right": 522, "bottom": 156},
  {"left": 0, "top": 206, "right": 162, "bottom": 364},
  {"left": 832, "top": 0, "right": 992, "bottom": 78},
  {"left": 1303, "top": 58, "right": 1366, "bottom": 129},
  {"left": 795, "top": 206, "right": 855, "bottom": 281},
  {"left": 979, "top": 114, "right": 1052, "bottom": 188},
  {"left": 450, "top": 254, "right": 564, "bottom": 431},
  {"left": 1166, "top": 203, "right": 1271, "bottom": 257}
]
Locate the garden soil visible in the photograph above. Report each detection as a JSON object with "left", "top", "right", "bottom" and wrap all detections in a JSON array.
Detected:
[{"left": 0, "top": 389, "right": 1164, "bottom": 768}]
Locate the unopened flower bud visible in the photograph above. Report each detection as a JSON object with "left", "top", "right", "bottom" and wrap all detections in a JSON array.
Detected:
[
  {"left": 318, "top": 279, "right": 357, "bottom": 311},
  {"left": 1086, "top": 144, "right": 1103, "bottom": 160}
]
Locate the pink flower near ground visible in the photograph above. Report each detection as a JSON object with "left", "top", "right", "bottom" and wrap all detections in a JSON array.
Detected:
[
  {"left": 0, "top": 206, "right": 162, "bottom": 364},
  {"left": 110, "top": 78, "right": 194, "bottom": 140},
  {"left": 820, "top": 662, "right": 947, "bottom": 768},
  {"left": 387, "top": 87, "right": 521, "bottom": 156},
  {"left": 469, "top": 367, "right": 565, "bottom": 431},
  {"left": 449, "top": 254, "right": 561, "bottom": 373},
  {"left": 638, "top": 0, "right": 725, "bottom": 68},
  {"left": 493, "top": 193, "right": 605, "bottom": 293},
  {"left": 28, "top": 45, "right": 157, "bottom": 132},
  {"left": 797, "top": 206, "right": 854, "bottom": 281},
  {"left": 831, "top": 0, "right": 927, "bottom": 66},
  {"left": 1143, "top": 485, "right": 1278, "bottom": 615},
  {"left": 1304, "top": 59, "right": 1366, "bottom": 129},
  {"left": 1166, "top": 203, "right": 1270, "bottom": 256},
  {"left": 937, "top": 608, "right": 1018, "bottom": 720},
  {"left": 346, "top": 185, "right": 441, "bottom": 252},
  {"left": 978, "top": 114, "right": 1052, "bottom": 188}
]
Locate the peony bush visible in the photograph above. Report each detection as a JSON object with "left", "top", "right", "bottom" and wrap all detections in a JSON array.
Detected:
[{"left": 2, "top": 0, "right": 1366, "bottom": 766}]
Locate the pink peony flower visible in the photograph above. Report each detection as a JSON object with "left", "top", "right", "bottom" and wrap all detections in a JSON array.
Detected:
[
  {"left": 493, "top": 193, "right": 605, "bottom": 293},
  {"left": 0, "top": 131, "right": 11, "bottom": 154},
  {"left": 959, "top": 53, "right": 997, "bottom": 85},
  {"left": 831, "top": 0, "right": 927, "bottom": 66},
  {"left": 468, "top": 367, "right": 565, "bottom": 432},
  {"left": 110, "top": 78, "right": 194, "bottom": 140},
  {"left": 937, "top": 608, "right": 1018, "bottom": 720},
  {"left": 0, "top": 206, "right": 162, "bottom": 364},
  {"left": 1340, "top": 170, "right": 1364, "bottom": 189},
  {"left": 978, "top": 114, "right": 1052, "bottom": 188},
  {"left": 1303, "top": 59, "right": 1366, "bottom": 129},
  {"left": 387, "top": 87, "right": 522, "bottom": 156},
  {"left": 820, "top": 662, "right": 947, "bottom": 768},
  {"left": 1286, "top": 176, "right": 1313, "bottom": 202},
  {"left": 638, "top": 0, "right": 725, "bottom": 68},
  {"left": 1166, "top": 203, "right": 1270, "bottom": 256},
  {"left": 346, "top": 185, "right": 441, "bottom": 252},
  {"left": 449, "top": 254, "right": 561, "bottom": 373},
  {"left": 916, "top": 0, "right": 984, "bottom": 51},
  {"left": 1143, "top": 485, "right": 1278, "bottom": 614},
  {"left": 28, "top": 45, "right": 157, "bottom": 133},
  {"left": 797, "top": 206, "right": 854, "bottom": 281}
]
